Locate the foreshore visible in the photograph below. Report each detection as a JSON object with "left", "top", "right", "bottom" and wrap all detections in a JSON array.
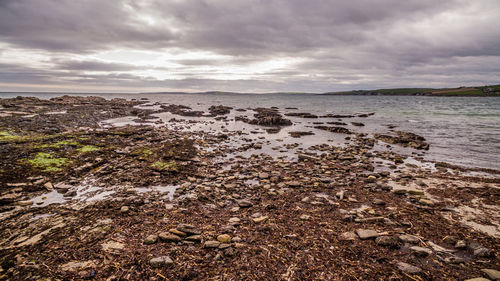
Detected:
[{"left": 0, "top": 96, "right": 498, "bottom": 280}]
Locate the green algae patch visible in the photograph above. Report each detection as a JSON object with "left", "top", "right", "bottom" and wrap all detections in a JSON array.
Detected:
[
  {"left": 151, "top": 161, "right": 178, "bottom": 172},
  {"left": 28, "top": 152, "right": 70, "bottom": 172},
  {"left": 131, "top": 147, "right": 154, "bottom": 160},
  {"left": 77, "top": 145, "right": 100, "bottom": 153},
  {"left": 0, "top": 131, "right": 22, "bottom": 142}
]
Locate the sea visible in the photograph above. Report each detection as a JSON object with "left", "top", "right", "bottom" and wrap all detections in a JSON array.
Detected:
[{"left": 1, "top": 92, "right": 499, "bottom": 171}]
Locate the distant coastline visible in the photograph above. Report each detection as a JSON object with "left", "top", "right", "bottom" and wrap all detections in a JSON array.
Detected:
[
  {"left": 144, "top": 84, "right": 500, "bottom": 96},
  {"left": 2, "top": 84, "right": 500, "bottom": 96}
]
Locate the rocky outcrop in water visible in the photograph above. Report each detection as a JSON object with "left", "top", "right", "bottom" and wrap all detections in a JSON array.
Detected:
[
  {"left": 248, "top": 108, "right": 292, "bottom": 127},
  {"left": 375, "top": 131, "right": 429, "bottom": 150}
]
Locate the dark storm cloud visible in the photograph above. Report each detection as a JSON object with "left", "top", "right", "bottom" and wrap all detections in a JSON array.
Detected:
[{"left": 0, "top": 0, "right": 499, "bottom": 92}]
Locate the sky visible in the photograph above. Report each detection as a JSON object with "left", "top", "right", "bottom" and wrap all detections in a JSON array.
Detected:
[{"left": 0, "top": 0, "right": 499, "bottom": 93}]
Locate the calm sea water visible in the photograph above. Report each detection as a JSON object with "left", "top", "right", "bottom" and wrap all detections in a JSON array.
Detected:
[{"left": 1, "top": 92, "right": 499, "bottom": 170}]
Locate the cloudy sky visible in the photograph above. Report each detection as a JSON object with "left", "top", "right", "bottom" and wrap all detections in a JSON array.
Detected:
[{"left": 0, "top": 0, "right": 499, "bottom": 93}]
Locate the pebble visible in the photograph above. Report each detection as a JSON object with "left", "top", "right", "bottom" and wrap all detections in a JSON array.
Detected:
[
  {"left": 44, "top": 182, "right": 53, "bottom": 190},
  {"left": 159, "top": 233, "right": 181, "bottom": 242},
  {"left": 252, "top": 216, "right": 269, "bottom": 223},
  {"left": 18, "top": 200, "right": 33, "bottom": 206},
  {"left": 338, "top": 232, "right": 357, "bottom": 241},
  {"left": 398, "top": 234, "right": 420, "bottom": 244},
  {"left": 481, "top": 268, "right": 500, "bottom": 280},
  {"left": 356, "top": 229, "right": 379, "bottom": 240},
  {"left": 410, "top": 246, "right": 432, "bottom": 257},
  {"left": 299, "top": 214, "right": 311, "bottom": 220},
  {"left": 217, "top": 234, "right": 231, "bottom": 243},
  {"left": 418, "top": 199, "right": 434, "bottom": 206},
  {"left": 169, "top": 228, "right": 187, "bottom": 237},
  {"left": 176, "top": 224, "right": 202, "bottom": 235},
  {"left": 237, "top": 200, "right": 253, "bottom": 208},
  {"left": 375, "top": 236, "right": 400, "bottom": 248},
  {"left": 120, "top": 206, "right": 129, "bottom": 213},
  {"left": 372, "top": 199, "right": 385, "bottom": 205},
  {"left": 259, "top": 172, "right": 269, "bottom": 179},
  {"left": 204, "top": 240, "right": 221, "bottom": 248},
  {"left": 455, "top": 240, "right": 467, "bottom": 249},
  {"left": 149, "top": 256, "right": 173, "bottom": 268},
  {"left": 144, "top": 235, "right": 158, "bottom": 245},
  {"left": 102, "top": 241, "right": 125, "bottom": 252},
  {"left": 185, "top": 235, "right": 201, "bottom": 242},
  {"left": 464, "top": 278, "right": 490, "bottom": 281},
  {"left": 396, "top": 262, "right": 422, "bottom": 274}
]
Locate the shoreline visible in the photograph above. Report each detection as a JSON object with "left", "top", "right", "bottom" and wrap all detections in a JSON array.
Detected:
[{"left": 0, "top": 95, "right": 498, "bottom": 280}]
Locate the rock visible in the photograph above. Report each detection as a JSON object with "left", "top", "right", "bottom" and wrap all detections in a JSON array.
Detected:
[
  {"left": 253, "top": 216, "right": 269, "bottom": 223},
  {"left": 287, "top": 181, "right": 301, "bottom": 188},
  {"left": 204, "top": 240, "right": 221, "bottom": 248},
  {"left": 102, "top": 241, "right": 125, "bottom": 252},
  {"left": 231, "top": 237, "right": 242, "bottom": 243},
  {"left": 481, "top": 269, "right": 500, "bottom": 280},
  {"left": 396, "top": 262, "right": 422, "bottom": 274},
  {"left": 408, "top": 190, "right": 425, "bottom": 195},
  {"left": 217, "top": 234, "right": 231, "bottom": 243},
  {"left": 159, "top": 232, "right": 181, "bottom": 242},
  {"left": 258, "top": 172, "right": 269, "bottom": 179},
  {"left": 455, "top": 240, "right": 467, "bottom": 249},
  {"left": 410, "top": 246, "right": 432, "bottom": 257},
  {"left": 218, "top": 243, "right": 231, "bottom": 249},
  {"left": 176, "top": 224, "right": 202, "bottom": 235},
  {"left": 18, "top": 200, "right": 33, "bottom": 206},
  {"left": 229, "top": 217, "right": 241, "bottom": 224},
  {"left": 185, "top": 235, "right": 202, "bottom": 242},
  {"left": 120, "top": 206, "right": 129, "bottom": 213},
  {"left": 44, "top": 182, "right": 53, "bottom": 190},
  {"left": 366, "top": 175, "right": 377, "bottom": 182},
  {"left": 54, "top": 183, "right": 72, "bottom": 193},
  {"left": 443, "top": 255, "right": 464, "bottom": 264},
  {"left": 169, "top": 228, "right": 187, "bottom": 237},
  {"left": 398, "top": 234, "right": 420, "bottom": 244},
  {"left": 149, "top": 256, "right": 173, "bottom": 268},
  {"left": 427, "top": 241, "right": 455, "bottom": 254},
  {"left": 464, "top": 278, "right": 491, "bottom": 281},
  {"left": 372, "top": 199, "right": 385, "bottom": 205},
  {"left": 300, "top": 214, "right": 311, "bottom": 220},
  {"left": 375, "top": 236, "right": 400, "bottom": 248},
  {"left": 224, "top": 247, "right": 237, "bottom": 256},
  {"left": 144, "top": 235, "right": 158, "bottom": 245},
  {"left": 298, "top": 153, "right": 320, "bottom": 162},
  {"left": 470, "top": 243, "right": 492, "bottom": 257},
  {"left": 418, "top": 199, "right": 434, "bottom": 206},
  {"left": 237, "top": 200, "right": 253, "bottom": 208},
  {"left": 61, "top": 260, "right": 97, "bottom": 272},
  {"left": 338, "top": 232, "right": 357, "bottom": 241},
  {"left": 356, "top": 229, "right": 379, "bottom": 240}
]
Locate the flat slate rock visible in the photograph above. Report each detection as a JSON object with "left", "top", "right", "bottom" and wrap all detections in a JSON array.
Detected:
[
  {"left": 481, "top": 268, "right": 500, "bottom": 280},
  {"left": 396, "top": 262, "right": 422, "bottom": 274},
  {"left": 149, "top": 256, "right": 173, "bottom": 268},
  {"left": 356, "top": 229, "right": 379, "bottom": 240}
]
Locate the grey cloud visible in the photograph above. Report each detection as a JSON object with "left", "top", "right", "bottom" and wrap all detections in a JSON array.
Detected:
[
  {"left": 51, "top": 59, "right": 143, "bottom": 71},
  {"left": 0, "top": 0, "right": 499, "bottom": 92},
  {"left": 0, "top": 0, "right": 177, "bottom": 53}
]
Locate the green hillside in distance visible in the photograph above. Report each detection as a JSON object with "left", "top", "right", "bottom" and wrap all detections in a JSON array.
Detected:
[{"left": 322, "top": 84, "right": 500, "bottom": 96}]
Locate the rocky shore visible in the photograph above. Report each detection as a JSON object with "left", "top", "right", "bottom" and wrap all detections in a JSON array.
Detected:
[{"left": 0, "top": 96, "right": 498, "bottom": 280}]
